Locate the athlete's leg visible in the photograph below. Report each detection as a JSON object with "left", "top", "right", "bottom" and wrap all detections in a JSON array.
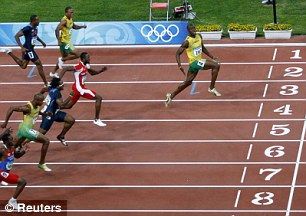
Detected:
[
  {"left": 13, "top": 177, "right": 27, "bottom": 199},
  {"left": 34, "top": 133, "right": 50, "bottom": 166},
  {"left": 7, "top": 51, "right": 29, "bottom": 69},
  {"left": 203, "top": 59, "right": 221, "bottom": 90},
  {"left": 56, "top": 114, "right": 75, "bottom": 146},
  {"left": 62, "top": 49, "right": 80, "bottom": 61},
  {"left": 94, "top": 94, "right": 102, "bottom": 120},
  {"left": 34, "top": 59, "right": 48, "bottom": 86},
  {"left": 170, "top": 71, "right": 198, "bottom": 99}
]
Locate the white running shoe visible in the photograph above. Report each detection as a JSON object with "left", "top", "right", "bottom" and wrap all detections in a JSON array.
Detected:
[
  {"left": 165, "top": 93, "right": 172, "bottom": 107},
  {"left": 93, "top": 119, "right": 107, "bottom": 127},
  {"left": 49, "top": 72, "right": 59, "bottom": 78},
  {"left": 85, "top": 64, "right": 91, "bottom": 69},
  {"left": 8, "top": 198, "right": 18, "bottom": 210},
  {"left": 38, "top": 163, "right": 52, "bottom": 172},
  {"left": 0, "top": 48, "right": 12, "bottom": 54},
  {"left": 1, "top": 181, "right": 8, "bottom": 186},
  {"left": 208, "top": 88, "right": 221, "bottom": 97},
  {"left": 58, "top": 57, "right": 64, "bottom": 69}
]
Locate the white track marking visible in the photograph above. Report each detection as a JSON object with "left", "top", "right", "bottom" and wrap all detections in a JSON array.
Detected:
[
  {"left": 263, "top": 84, "right": 269, "bottom": 98},
  {"left": 286, "top": 114, "right": 306, "bottom": 216},
  {"left": 234, "top": 190, "right": 242, "bottom": 208},
  {"left": 246, "top": 144, "right": 253, "bottom": 160},
  {"left": 257, "top": 103, "right": 264, "bottom": 117},
  {"left": 13, "top": 162, "right": 296, "bottom": 165},
  {"left": 272, "top": 48, "right": 278, "bottom": 61},
  {"left": 240, "top": 167, "right": 248, "bottom": 183},
  {"left": 2, "top": 62, "right": 306, "bottom": 68},
  {"left": 268, "top": 66, "right": 274, "bottom": 79},
  {"left": 252, "top": 123, "right": 259, "bottom": 138}
]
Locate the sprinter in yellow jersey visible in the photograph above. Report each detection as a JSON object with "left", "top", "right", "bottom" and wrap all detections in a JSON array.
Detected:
[
  {"left": 50, "top": 6, "right": 87, "bottom": 77},
  {"left": 1, "top": 93, "right": 52, "bottom": 172},
  {"left": 165, "top": 23, "right": 221, "bottom": 107}
]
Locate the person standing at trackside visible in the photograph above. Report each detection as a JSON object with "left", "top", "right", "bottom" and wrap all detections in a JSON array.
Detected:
[
  {"left": 165, "top": 23, "right": 221, "bottom": 107},
  {"left": 50, "top": 6, "right": 87, "bottom": 77}
]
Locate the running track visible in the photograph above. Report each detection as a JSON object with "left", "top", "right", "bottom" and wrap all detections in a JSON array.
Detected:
[{"left": 0, "top": 42, "right": 306, "bottom": 216}]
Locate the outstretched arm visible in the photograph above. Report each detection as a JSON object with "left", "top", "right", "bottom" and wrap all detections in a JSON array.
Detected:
[
  {"left": 1, "top": 105, "right": 31, "bottom": 128},
  {"left": 59, "top": 66, "right": 75, "bottom": 79},
  {"left": 37, "top": 36, "right": 46, "bottom": 47},
  {"left": 87, "top": 66, "right": 107, "bottom": 76},
  {"left": 73, "top": 23, "right": 87, "bottom": 30},
  {"left": 176, "top": 40, "right": 189, "bottom": 76}
]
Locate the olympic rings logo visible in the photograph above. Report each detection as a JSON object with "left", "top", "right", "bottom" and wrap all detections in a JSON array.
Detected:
[{"left": 141, "top": 24, "right": 180, "bottom": 43}]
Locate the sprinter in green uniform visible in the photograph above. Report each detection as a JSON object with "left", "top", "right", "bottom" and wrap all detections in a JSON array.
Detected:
[{"left": 1, "top": 93, "right": 52, "bottom": 172}]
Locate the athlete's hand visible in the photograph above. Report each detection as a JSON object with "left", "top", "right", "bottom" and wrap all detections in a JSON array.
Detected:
[
  {"left": 1, "top": 122, "right": 7, "bottom": 129},
  {"left": 178, "top": 65, "right": 186, "bottom": 76},
  {"left": 83, "top": 25, "right": 87, "bottom": 29}
]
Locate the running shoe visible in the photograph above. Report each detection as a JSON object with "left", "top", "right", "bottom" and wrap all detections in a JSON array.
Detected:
[
  {"left": 57, "top": 135, "right": 68, "bottom": 147},
  {"left": 49, "top": 72, "right": 59, "bottom": 78},
  {"left": 165, "top": 93, "right": 172, "bottom": 107},
  {"left": 38, "top": 163, "right": 52, "bottom": 172},
  {"left": 208, "top": 88, "right": 221, "bottom": 97},
  {"left": 93, "top": 119, "right": 107, "bottom": 127},
  {"left": 0, "top": 48, "right": 12, "bottom": 54},
  {"left": 58, "top": 57, "right": 64, "bottom": 69},
  {"left": 8, "top": 198, "right": 18, "bottom": 210},
  {"left": 1, "top": 181, "right": 8, "bottom": 186}
]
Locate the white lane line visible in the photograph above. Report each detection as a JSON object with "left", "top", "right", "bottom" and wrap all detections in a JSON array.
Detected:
[
  {"left": 0, "top": 185, "right": 298, "bottom": 188},
  {"left": 14, "top": 162, "right": 296, "bottom": 165},
  {"left": 2, "top": 99, "right": 306, "bottom": 103},
  {"left": 1, "top": 139, "right": 299, "bottom": 144},
  {"left": 2, "top": 62, "right": 306, "bottom": 67},
  {"left": 286, "top": 114, "right": 306, "bottom": 216},
  {"left": 263, "top": 84, "right": 269, "bottom": 98},
  {"left": 3, "top": 42, "right": 306, "bottom": 49},
  {"left": 2, "top": 80, "right": 306, "bottom": 85},
  {"left": 240, "top": 167, "right": 248, "bottom": 183},
  {"left": 234, "top": 190, "right": 242, "bottom": 208},
  {"left": 246, "top": 144, "right": 253, "bottom": 160},
  {"left": 272, "top": 48, "right": 278, "bottom": 61},
  {"left": 268, "top": 66, "right": 274, "bottom": 79},
  {"left": 0, "top": 210, "right": 289, "bottom": 213},
  {"left": 37, "top": 139, "right": 302, "bottom": 143},
  {"left": 252, "top": 123, "right": 259, "bottom": 138},
  {"left": 257, "top": 103, "right": 264, "bottom": 117},
  {"left": 1, "top": 118, "right": 306, "bottom": 123}
]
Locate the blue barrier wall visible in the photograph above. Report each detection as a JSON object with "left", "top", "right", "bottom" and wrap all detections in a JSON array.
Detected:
[{"left": 0, "top": 21, "right": 188, "bottom": 46}]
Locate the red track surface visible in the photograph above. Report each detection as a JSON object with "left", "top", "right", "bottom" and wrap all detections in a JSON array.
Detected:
[{"left": 0, "top": 43, "right": 306, "bottom": 216}]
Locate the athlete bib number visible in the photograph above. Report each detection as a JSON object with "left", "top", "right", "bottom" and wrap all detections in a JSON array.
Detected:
[
  {"left": 5, "top": 161, "right": 13, "bottom": 171},
  {"left": 27, "top": 51, "right": 35, "bottom": 59},
  {"left": 65, "top": 43, "right": 70, "bottom": 50},
  {"left": 193, "top": 47, "right": 202, "bottom": 56},
  {"left": 0, "top": 171, "right": 9, "bottom": 178},
  {"left": 41, "top": 95, "right": 51, "bottom": 113},
  {"left": 31, "top": 37, "right": 37, "bottom": 46},
  {"left": 197, "top": 60, "right": 205, "bottom": 68}
]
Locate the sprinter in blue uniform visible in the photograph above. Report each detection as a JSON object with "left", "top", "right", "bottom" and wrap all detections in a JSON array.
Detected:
[
  {"left": 39, "top": 77, "right": 75, "bottom": 146},
  {"left": 1, "top": 15, "right": 48, "bottom": 86}
]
